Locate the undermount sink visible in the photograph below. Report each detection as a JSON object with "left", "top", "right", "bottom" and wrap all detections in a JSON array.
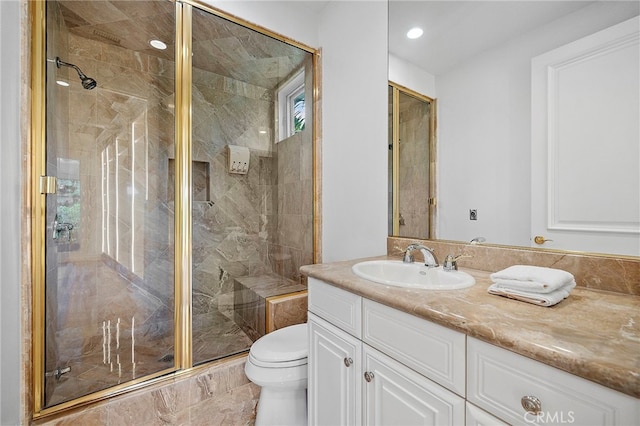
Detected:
[{"left": 352, "top": 260, "right": 475, "bottom": 290}]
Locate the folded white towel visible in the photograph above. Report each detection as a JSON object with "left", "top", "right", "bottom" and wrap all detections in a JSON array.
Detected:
[
  {"left": 487, "top": 281, "right": 576, "bottom": 307},
  {"left": 491, "top": 278, "right": 577, "bottom": 294},
  {"left": 490, "top": 265, "right": 575, "bottom": 293}
]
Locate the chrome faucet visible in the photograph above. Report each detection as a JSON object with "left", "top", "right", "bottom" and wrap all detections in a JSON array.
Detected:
[{"left": 402, "top": 243, "right": 439, "bottom": 268}]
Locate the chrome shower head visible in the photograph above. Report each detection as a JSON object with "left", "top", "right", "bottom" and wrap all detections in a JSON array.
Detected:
[
  {"left": 55, "top": 57, "right": 97, "bottom": 90},
  {"left": 81, "top": 76, "right": 97, "bottom": 90}
]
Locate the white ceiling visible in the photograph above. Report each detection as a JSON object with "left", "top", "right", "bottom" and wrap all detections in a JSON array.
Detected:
[{"left": 388, "top": 1, "right": 599, "bottom": 75}]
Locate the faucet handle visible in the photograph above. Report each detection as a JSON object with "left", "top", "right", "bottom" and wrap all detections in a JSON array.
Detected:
[
  {"left": 443, "top": 254, "right": 471, "bottom": 271},
  {"left": 402, "top": 251, "right": 415, "bottom": 263}
]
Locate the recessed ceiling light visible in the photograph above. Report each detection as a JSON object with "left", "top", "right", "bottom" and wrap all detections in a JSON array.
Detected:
[
  {"left": 406, "top": 27, "right": 424, "bottom": 39},
  {"left": 150, "top": 39, "right": 167, "bottom": 50},
  {"left": 56, "top": 80, "right": 70, "bottom": 87}
]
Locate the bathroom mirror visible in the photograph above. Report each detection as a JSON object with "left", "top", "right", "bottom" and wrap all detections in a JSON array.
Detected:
[{"left": 388, "top": 0, "right": 640, "bottom": 256}]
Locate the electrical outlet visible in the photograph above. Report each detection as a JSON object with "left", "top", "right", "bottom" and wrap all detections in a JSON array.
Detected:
[{"left": 469, "top": 209, "right": 477, "bottom": 220}]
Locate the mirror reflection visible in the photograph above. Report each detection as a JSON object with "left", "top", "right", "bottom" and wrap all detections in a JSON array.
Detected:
[
  {"left": 389, "top": 0, "right": 640, "bottom": 256},
  {"left": 388, "top": 83, "right": 435, "bottom": 239}
]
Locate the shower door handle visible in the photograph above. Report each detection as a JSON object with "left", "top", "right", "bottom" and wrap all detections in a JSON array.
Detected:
[
  {"left": 51, "top": 215, "right": 59, "bottom": 240},
  {"left": 51, "top": 214, "right": 74, "bottom": 241}
]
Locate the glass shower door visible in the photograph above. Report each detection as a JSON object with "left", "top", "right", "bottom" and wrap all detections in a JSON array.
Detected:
[
  {"left": 42, "top": 0, "right": 176, "bottom": 408},
  {"left": 389, "top": 85, "right": 434, "bottom": 239}
]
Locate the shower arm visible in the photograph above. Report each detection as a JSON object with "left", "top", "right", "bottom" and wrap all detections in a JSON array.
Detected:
[
  {"left": 55, "top": 57, "right": 97, "bottom": 89},
  {"left": 55, "top": 57, "right": 88, "bottom": 79}
]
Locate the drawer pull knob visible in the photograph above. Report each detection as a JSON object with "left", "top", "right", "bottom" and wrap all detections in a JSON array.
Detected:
[
  {"left": 343, "top": 357, "right": 353, "bottom": 367},
  {"left": 521, "top": 395, "right": 542, "bottom": 414},
  {"left": 364, "top": 371, "right": 374, "bottom": 382}
]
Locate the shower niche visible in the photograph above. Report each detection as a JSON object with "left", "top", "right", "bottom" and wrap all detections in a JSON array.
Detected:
[{"left": 168, "top": 159, "right": 211, "bottom": 202}]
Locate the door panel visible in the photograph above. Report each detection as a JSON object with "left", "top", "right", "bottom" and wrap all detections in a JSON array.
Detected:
[
  {"left": 531, "top": 17, "right": 640, "bottom": 256},
  {"left": 308, "top": 313, "right": 362, "bottom": 426},
  {"left": 364, "top": 345, "right": 465, "bottom": 425},
  {"left": 42, "top": 0, "right": 176, "bottom": 407}
]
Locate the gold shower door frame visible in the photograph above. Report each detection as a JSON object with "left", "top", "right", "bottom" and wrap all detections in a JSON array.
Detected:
[
  {"left": 388, "top": 82, "right": 437, "bottom": 238},
  {"left": 30, "top": 0, "right": 320, "bottom": 418}
]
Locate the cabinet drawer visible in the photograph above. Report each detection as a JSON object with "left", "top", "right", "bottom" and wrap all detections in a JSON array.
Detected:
[
  {"left": 362, "top": 298, "right": 466, "bottom": 396},
  {"left": 308, "top": 278, "right": 362, "bottom": 338},
  {"left": 467, "top": 337, "right": 640, "bottom": 425}
]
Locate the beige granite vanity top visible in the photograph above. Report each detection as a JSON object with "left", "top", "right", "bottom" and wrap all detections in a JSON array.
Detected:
[{"left": 300, "top": 256, "right": 640, "bottom": 398}]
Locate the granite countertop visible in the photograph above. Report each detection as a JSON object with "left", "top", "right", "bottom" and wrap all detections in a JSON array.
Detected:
[{"left": 300, "top": 255, "right": 640, "bottom": 398}]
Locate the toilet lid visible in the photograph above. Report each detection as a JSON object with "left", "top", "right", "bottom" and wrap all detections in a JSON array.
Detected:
[{"left": 250, "top": 323, "right": 308, "bottom": 364}]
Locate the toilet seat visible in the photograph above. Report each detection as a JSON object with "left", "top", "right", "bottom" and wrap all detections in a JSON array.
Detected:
[
  {"left": 249, "top": 352, "right": 307, "bottom": 368},
  {"left": 249, "top": 323, "right": 308, "bottom": 368}
]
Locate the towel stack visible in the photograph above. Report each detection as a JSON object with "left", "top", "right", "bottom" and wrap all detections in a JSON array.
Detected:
[{"left": 488, "top": 265, "right": 576, "bottom": 307}]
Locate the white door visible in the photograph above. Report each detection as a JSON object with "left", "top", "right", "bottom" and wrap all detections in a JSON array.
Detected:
[
  {"left": 308, "top": 313, "right": 362, "bottom": 426},
  {"left": 531, "top": 17, "right": 640, "bottom": 256},
  {"left": 363, "top": 345, "right": 465, "bottom": 426}
]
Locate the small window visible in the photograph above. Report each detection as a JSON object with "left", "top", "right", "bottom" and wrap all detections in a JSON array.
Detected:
[{"left": 277, "top": 70, "right": 305, "bottom": 142}]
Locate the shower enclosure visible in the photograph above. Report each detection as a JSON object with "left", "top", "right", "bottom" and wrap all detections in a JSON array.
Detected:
[
  {"left": 33, "top": 0, "right": 315, "bottom": 413},
  {"left": 388, "top": 83, "right": 435, "bottom": 239}
]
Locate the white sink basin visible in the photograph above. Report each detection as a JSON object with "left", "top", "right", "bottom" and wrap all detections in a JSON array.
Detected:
[{"left": 352, "top": 260, "right": 475, "bottom": 290}]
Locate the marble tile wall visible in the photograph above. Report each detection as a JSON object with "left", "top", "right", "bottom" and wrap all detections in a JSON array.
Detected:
[
  {"left": 35, "top": 356, "right": 259, "bottom": 426},
  {"left": 271, "top": 57, "right": 315, "bottom": 283},
  {"left": 190, "top": 63, "right": 280, "bottom": 363},
  {"left": 266, "top": 291, "right": 308, "bottom": 333},
  {"left": 388, "top": 237, "right": 640, "bottom": 295},
  {"left": 63, "top": 29, "right": 177, "bottom": 303},
  {"left": 397, "top": 94, "right": 430, "bottom": 239}
]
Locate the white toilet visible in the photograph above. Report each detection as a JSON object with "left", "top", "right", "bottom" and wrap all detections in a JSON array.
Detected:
[{"left": 245, "top": 323, "right": 308, "bottom": 426}]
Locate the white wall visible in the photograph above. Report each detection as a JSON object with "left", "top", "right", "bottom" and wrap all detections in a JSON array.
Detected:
[
  {"left": 0, "top": 0, "right": 22, "bottom": 424},
  {"left": 204, "top": 0, "right": 323, "bottom": 47},
  {"left": 428, "top": 2, "right": 638, "bottom": 246},
  {"left": 318, "top": 1, "right": 388, "bottom": 261},
  {"left": 389, "top": 53, "right": 436, "bottom": 98}
]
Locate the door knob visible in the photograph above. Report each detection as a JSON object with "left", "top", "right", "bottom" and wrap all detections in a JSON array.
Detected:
[
  {"left": 364, "top": 371, "right": 374, "bottom": 382},
  {"left": 533, "top": 235, "right": 553, "bottom": 245}
]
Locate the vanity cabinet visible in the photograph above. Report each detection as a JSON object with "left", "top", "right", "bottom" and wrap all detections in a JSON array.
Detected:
[
  {"left": 308, "top": 277, "right": 639, "bottom": 425},
  {"left": 308, "top": 278, "right": 465, "bottom": 425}
]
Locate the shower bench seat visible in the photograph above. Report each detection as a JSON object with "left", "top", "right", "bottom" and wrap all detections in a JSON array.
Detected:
[{"left": 233, "top": 274, "right": 307, "bottom": 341}]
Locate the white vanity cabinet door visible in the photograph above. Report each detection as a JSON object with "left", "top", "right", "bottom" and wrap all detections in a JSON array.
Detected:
[
  {"left": 467, "top": 337, "right": 640, "bottom": 425},
  {"left": 308, "top": 313, "right": 362, "bottom": 426},
  {"left": 465, "top": 402, "right": 509, "bottom": 426},
  {"left": 363, "top": 345, "right": 465, "bottom": 426}
]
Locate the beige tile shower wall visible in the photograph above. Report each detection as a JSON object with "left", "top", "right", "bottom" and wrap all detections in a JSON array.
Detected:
[
  {"left": 65, "top": 31, "right": 176, "bottom": 303},
  {"left": 397, "top": 95, "right": 430, "bottom": 239},
  {"left": 191, "top": 64, "right": 277, "bottom": 319},
  {"left": 388, "top": 237, "right": 640, "bottom": 296},
  {"left": 34, "top": 356, "right": 259, "bottom": 426},
  {"left": 272, "top": 56, "right": 314, "bottom": 283}
]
